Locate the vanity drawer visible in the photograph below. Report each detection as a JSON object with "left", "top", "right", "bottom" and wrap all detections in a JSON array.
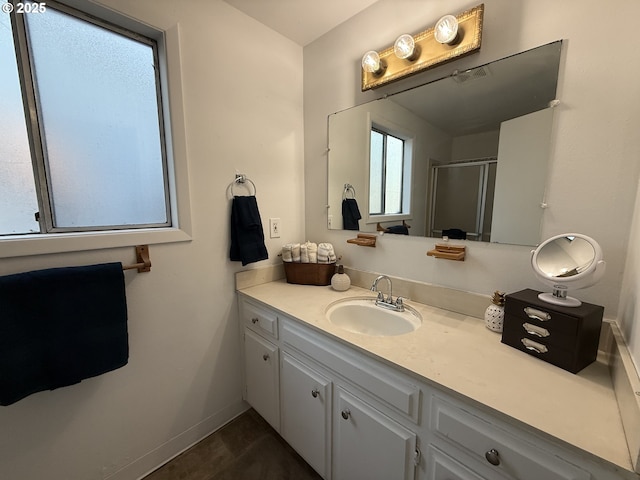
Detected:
[
  {"left": 501, "top": 289, "right": 603, "bottom": 374},
  {"left": 430, "top": 395, "right": 590, "bottom": 480},
  {"left": 501, "top": 315, "right": 577, "bottom": 350},
  {"left": 504, "top": 298, "right": 579, "bottom": 336},
  {"left": 241, "top": 299, "right": 278, "bottom": 340},
  {"left": 282, "top": 320, "right": 421, "bottom": 423},
  {"left": 500, "top": 330, "right": 577, "bottom": 369}
]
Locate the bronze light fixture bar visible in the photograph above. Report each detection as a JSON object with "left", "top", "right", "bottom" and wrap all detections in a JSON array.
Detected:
[{"left": 361, "top": 4, "right": 484, "bottom": 91}]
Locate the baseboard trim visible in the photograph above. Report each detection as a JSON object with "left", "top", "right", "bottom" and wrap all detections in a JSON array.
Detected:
[{"left": 104, "top": 400, "right": 249, "bottom": 480}]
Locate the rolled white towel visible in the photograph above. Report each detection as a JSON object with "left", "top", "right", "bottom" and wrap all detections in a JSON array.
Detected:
[
  {"left": 300, "top": 242, "right": 309, "bottom": 263},
  {"left": 307, "top": 242, "right": 318, "bottom": 263},
  {"left": 281, "top": 244, "right": 293, "bottom": 262},
  {"left": 317, "top": 243, "right": 336, "bottom": 264},
  {"left": 291, "top": 243, "right": 301, "bottom": 262}
]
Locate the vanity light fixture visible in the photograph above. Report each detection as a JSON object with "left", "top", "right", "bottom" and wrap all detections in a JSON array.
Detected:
[
  {"left": 361, "top": 4, "right": 484, "bottom": 91},
  {"left": 434, "top": 15, "right": 459, "bottom": 45},
  {"left": 361, "top": 50, "right": 385, "bottom": 75},
  {"left": 393, "top": 34, "right": 418, "bottom": 60}
]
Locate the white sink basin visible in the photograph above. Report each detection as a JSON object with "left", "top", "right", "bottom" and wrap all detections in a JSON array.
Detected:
[{"left": 325, "top": 297, "right": 422, "bottom": 336}]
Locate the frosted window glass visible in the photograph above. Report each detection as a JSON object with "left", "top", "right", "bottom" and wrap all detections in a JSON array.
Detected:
[
  {"left": 384, "top": 136, "right": 403, "bottom": 214},
  {"left": 369, "top": 131, "right": 383, "bottom": 214},
  {"left": 0, "top": 12, "right": 40, "bottom": 234},
  {"left": 25, "top": 9, "right": 168, "bottom": 228}
]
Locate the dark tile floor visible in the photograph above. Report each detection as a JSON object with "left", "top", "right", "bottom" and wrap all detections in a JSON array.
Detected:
[{"left": 143, "top": 409, "right": 323, "bottom": 480}]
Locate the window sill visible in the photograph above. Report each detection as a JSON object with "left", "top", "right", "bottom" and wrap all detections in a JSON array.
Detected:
[
  {"left": 365, "top": 214, "right": 411, "bottom": 225},
  {"left": 0, "top": 227, "right": 191, "bottom": 259}
]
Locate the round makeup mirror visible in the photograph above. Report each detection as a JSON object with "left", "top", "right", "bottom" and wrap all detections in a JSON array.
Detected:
[{"left": 531, "top": 233, "right": 606, "bottom": 307}]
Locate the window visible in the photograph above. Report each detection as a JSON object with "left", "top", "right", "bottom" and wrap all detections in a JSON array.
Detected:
[
  {"left": 368, "top": 127, "right": 411, "bottom": 217},
  {"left": 1, "top": 1, "right": 171, "bottom": 236}
]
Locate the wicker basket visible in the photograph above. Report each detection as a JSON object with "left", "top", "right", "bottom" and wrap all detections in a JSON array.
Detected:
[{"left": 283, "top": 262, "right": 336, "bottom": 286}]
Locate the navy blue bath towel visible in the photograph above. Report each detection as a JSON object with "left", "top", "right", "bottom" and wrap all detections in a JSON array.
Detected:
[
  {"left": 230, "top": 195, "right": 269, "bottom": 266},
  {"left": 342, "top": 198, "right": 361, "bottom": 230},
  {"left": 0, "top": 262, "right": 129, "bottom": 406}
]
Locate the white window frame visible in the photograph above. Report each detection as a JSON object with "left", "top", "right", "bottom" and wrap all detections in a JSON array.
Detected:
[{"left": 0, "top": 0, "right": 192, "bottom": 258}]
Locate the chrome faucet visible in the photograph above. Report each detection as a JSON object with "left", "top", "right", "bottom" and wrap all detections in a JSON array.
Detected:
[{"left": 370, "top": 275, "right": 404, "bottom": 312}]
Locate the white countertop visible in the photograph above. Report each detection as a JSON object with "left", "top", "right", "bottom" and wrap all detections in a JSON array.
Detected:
[{"left": 238, "top": 280, "right": 635, "bottom": 476}]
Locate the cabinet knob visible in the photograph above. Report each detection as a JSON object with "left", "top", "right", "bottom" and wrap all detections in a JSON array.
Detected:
[
  {"left": 311, "top": 388, "right": 320, "bottom": 398},
  {"left": 485, "top": 448, "right": 500, "bottom": 466},
  {"left": 341, "top": 409, "right": 351, "bottom": 420},
  {"left": 262, "top": 353, "right": 270, "bottom": 361},
  {"left": 251, "top": 317, "right": 259, "bottom": 324}
]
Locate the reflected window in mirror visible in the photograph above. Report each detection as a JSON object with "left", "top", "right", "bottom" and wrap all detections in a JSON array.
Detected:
[{"left": 369, "top": 128, "right": 410, "bottom": 216}]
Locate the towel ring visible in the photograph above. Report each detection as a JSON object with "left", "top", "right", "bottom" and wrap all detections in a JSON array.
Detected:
[
  {"left": 343, "top": 183, "right": 356, "bottom": 200},
  {"left": 230, "top": 174, "right": 257, "bottom": 197}
]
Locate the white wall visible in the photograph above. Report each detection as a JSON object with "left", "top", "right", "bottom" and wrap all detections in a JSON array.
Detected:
[
  {"left": 0, "top": 1, "right": 305, "bottom": 479},
  {"left": 304, "top": 0, "right": 640, "bottom": 333},
  {"left": 451, "top": 130, "right": 499, "bottom": 161},
  {"left": 618, "top": 176, "right": 640, "bottom": 372}
]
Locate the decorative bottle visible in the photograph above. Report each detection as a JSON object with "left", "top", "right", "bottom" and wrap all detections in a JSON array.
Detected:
[
  {"left": 485, "top": 291, "right": 505, "bottom": 332},
  {"left": 331, "top": 264, "right": 351, "bottom": 292}
]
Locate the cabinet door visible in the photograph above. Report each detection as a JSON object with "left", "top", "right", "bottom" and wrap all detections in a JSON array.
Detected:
[
  {"left": 334, "top": 388, "right": 417, "bottom": 480},
  {"left": 281, "top": 353, "right": 331, "bottom": 479},
  {"left": 425, "top": 445, "right": 490, "bottom": 480},
  {"left": 244, "top": 328, "right": 280, "bottom": 431}
]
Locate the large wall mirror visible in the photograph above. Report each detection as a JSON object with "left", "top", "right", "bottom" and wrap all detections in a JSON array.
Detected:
[{"left": 327, "top": 40, "right": 562, "bottom": 246}]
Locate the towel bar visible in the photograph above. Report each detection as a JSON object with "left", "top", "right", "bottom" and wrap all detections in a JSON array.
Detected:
[
  {"left": 229, "top": 174, "right": 257, "bottom": 197},
  {"left": 123, "top": 245, "right": 152, "bottom": 272}
]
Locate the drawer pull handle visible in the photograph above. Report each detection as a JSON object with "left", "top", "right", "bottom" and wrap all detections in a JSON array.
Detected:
[
  {"left": 262, "top": 353, "right": 270, "bottom": 361},
  {"left": 311, "top": 388, "right": 320, "bottom": 398},
  {"left": 524, "top": 307, "right": 551, "bottom": 322},
  {"left": 521, "top": 338, "right": 549, "bottom": 354},
  {"left": 341, "top": 409, "right": 351, "bottom": 420},
  {"left": 251, "top": 317, "right": 259, "bottom": 324},
  {"left": 522, "top": 322, "right": 550, "bottom": 338},
  {"left": 485, "top": 449, "right": 500, "bottom": 466}
]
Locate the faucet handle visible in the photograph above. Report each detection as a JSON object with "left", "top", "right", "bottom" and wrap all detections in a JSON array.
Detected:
[
  {"left": 376, "top": 291, "right": 385, "bottom": 302},
  {"left": 394, "top": 296, "right": 406, "bottom": 309}
]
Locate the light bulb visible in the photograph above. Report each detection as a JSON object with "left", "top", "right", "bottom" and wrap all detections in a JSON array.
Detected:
[
  {"left": 394, "top": 34, "right": 415, "bottom": 60},
  {"left": 434, "top": 14, "right": 459, "bottom": 45},
  {"left": 361, "top": 50, "right": 382, "bottom": 74}
]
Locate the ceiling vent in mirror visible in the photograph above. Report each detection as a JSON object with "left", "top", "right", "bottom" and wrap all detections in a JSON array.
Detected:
[{"left": 452, "top": 66, "right": 490, "bottom": 84}]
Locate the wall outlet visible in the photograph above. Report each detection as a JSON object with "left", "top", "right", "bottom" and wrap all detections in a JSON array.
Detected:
[{"left": 269, "top": 218, "right": 281, "bottom": 238}]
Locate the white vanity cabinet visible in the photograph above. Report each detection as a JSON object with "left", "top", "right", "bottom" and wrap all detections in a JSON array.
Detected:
[
  {"left": 243, "top": 329, "right": 280, "bottom": 431},
  {"left": 238, "top": 293, "right": 631, "bottom": 480},
  {"left": 335, "top": 387, "right": 418, "bottom": 480},
  {"left": 240, "top": 299, "right": 280, "bottom": 431},
  {"left": 281, "top": 352, "right": 332, "bottom": 478}
]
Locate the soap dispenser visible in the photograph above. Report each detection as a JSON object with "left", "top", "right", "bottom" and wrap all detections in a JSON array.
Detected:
[
  {"left": 485, "top": 291, "right": 505, "bottom": 332},
  {"left": 331, "top": 264, "right": 351, "bottom": 292}
]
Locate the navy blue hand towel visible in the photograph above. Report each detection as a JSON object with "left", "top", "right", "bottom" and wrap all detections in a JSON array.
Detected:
[
  {"left": 386, "top": 225, "right": 409, "bottom": 235},
  {"left": 230, "top": 195, "right": 269, "bottom": 266},
  {"left": 0, "top": 262, "right": 128, "bottom": 406},
  {"left": 342, "top": 198, "right": 361, "bottom": 230}
]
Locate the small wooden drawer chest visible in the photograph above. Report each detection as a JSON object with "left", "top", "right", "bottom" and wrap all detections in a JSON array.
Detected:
[{"left": 501, "top": 289, "right": 604, "bottom": 374}]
